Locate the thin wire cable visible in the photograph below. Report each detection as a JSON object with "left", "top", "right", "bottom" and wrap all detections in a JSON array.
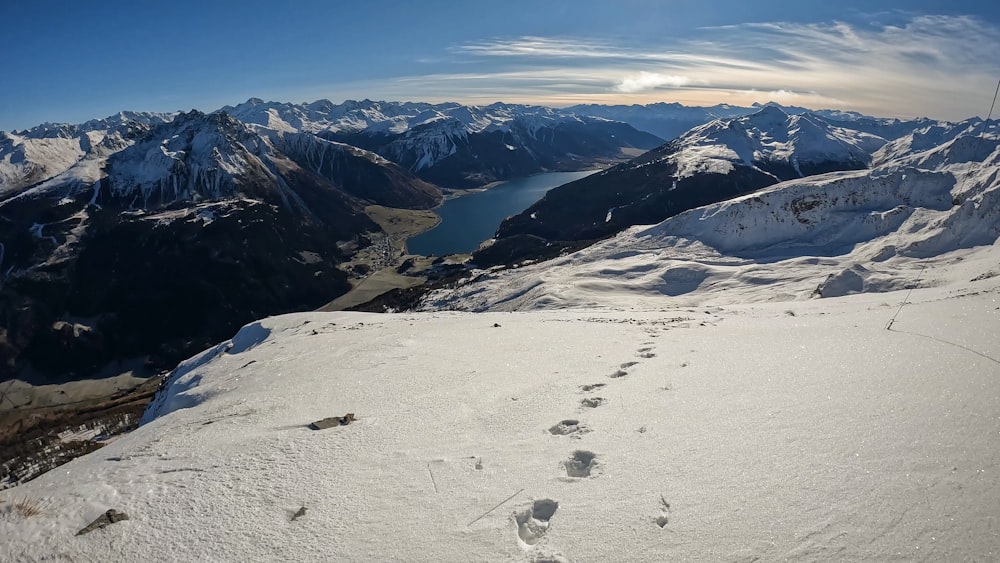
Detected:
[
  {"left": 467, "top": 488, "right": 525, "bottom": 527},
  {"left": 885, "top": 264, "right": 926, "bottom": 330},
  {"left": 885, "top": 80, "right": 1000, "bottom": 330},
  {"left": 973, "top": 77, "right": 1000, "bottom": 139},
  {"left": 888, "top": 327, "right": 1000, "bottom": 366},
  {"left": 986, "top": 78, "right": 1000, "bottom": 124},
  {"left": 950, "top": 77, "right": 1000, "bottom": 203}
]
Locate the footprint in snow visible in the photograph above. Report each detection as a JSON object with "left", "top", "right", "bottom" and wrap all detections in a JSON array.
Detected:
[
  {"left": 514, "top": 499, "right": 559, "bottom": 546},
  {"left": 579, "top": 383, "right": 606, "bottom": 392},
  {"left": 564, "top": 450, "right": 598, "bottom": 478},
  {"left": 609, "top": 361, "right": 638, "bottom": 378},
  {"left": 637, "top": 347, "right": 656, "bottom": 359},
  {"left": 579, "top": 397, "right": 605, "bottom": 409},
  {"left": 548, "top": 419, "right": 588, "bottom": 437}
]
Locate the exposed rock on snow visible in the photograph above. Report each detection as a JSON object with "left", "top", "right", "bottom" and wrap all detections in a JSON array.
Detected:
[
  {"left": 75, "top": 509, "right": 129, "bottom": 536},
  {"left": 308, "top": 414, "right": 356, "bottom": 430}
]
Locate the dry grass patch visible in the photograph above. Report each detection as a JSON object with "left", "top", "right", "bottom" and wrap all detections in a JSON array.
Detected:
[
  {"left": 364, "top": 205, "right": 440, "bottom": 242},
  {"left": 7, "top": 496, "right": 48, "bottom": 519}
]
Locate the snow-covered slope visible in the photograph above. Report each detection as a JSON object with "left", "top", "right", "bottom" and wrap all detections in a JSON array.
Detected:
[
  {"left": 491, "top": 106, "right": 909, "bottom": 252},
  {"left": 0, "top": 113, "right": 175, "bottom": 196},
  {"left": 101, "top": 111, "right": 275, "bottom": 207},
  {"left": 0, "top": 129, "right": 91, "bottom": 195},
  {"left": 651, "top": 126, "right": 1000, "bottom": 259},
  {"left": 432, "top": 127, "right": 1000, "bottom": 311},
  {"left": 2, "top": 266, "right": 998, "bottom": 561},
  {"left": 872, "top": 118, "right": 984, "bottom": 166},
  {"left": 3, "top": 109, "right": 443, "bottom": 212},
  {"left": 638, "top": 105, "right": 887, "bottom": 181}
]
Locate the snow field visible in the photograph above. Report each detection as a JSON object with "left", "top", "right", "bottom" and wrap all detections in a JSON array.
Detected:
[{"left": 1, "top": 274, "right": 998, "bottom": 561}]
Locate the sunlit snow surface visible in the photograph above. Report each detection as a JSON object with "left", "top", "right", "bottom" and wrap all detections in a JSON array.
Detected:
[{"left": 2, "top": 273, "right": 998, "bottom": 561}]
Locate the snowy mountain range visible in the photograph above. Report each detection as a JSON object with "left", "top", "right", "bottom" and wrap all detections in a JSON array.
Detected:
[
  {"left": 0, "top": 97, "right": 713, "bottom": 390},
  {"left": 4, "top": 96, "right": 1000, "bottom": 522},
  {"left": 484, "top": 106, "right": 943, "bottom": 265},
  {"left": 565, "top": 101, "right": 874, "bottom": 140},
  {"left": 2, "top": 121, "right": 999, "bottom": 560},
  {"left": 221, "top": 98, "right": 664, "bottom": 189}
]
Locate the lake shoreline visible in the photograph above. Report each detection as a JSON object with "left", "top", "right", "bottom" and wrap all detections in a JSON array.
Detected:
[
  {"left": 406, "top": 169, "right": 600, "bottom": 257},
  {"left": 437, "top": 167, "right": 605, "bottom": 203}
]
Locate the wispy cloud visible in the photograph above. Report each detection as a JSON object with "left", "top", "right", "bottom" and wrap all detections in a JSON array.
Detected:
[
  {"left": 454, "top": 36, "right": 667, "bottom": 61},
  {"left": 401, "top": 15, "right": 1000, "bottom": 119}
]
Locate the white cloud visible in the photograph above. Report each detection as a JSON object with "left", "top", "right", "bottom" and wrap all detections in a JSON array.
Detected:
[
  {"left": 341, "top": 15, "right": 1000, "bottom": 120},
  {"left": 615, "top": 72, "right": 692, "bottom": 93},
  {"left": 454, "top": 36, "right": 665, "bottom": 60}
]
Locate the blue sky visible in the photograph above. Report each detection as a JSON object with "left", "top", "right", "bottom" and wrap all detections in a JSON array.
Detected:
[{"left": 2, "top": 0, "right": 999, "bottom": 130}]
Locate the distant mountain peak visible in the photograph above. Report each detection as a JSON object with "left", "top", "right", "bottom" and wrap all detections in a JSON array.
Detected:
[{"left": 752, "top": 103, "right": 789, "bottom": 116}]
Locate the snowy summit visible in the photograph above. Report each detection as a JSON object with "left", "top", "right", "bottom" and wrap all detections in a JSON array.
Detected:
[{"left": 1, "top": 118, "right": 999, "bottom": 562}]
